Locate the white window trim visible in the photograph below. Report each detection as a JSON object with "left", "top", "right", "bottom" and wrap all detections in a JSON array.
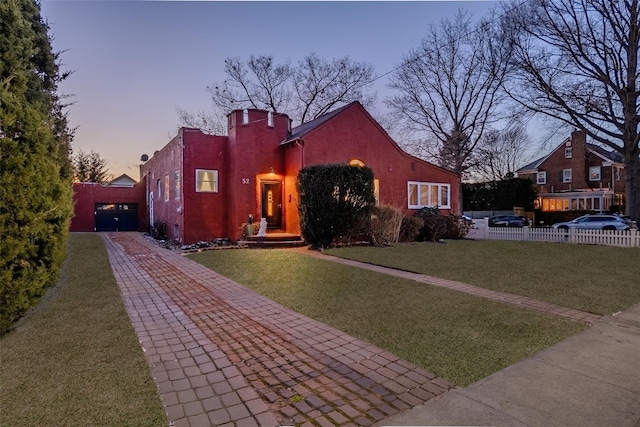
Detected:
[
  {"left": 407, "top": 181, "right": 451, "bottom": 209},
  {"left": 537, "top": 171, "right": 547, "bottom": 185},
  {"left": 588, "top": 166, "right": 601, "bottom": 181},
  {"left": 565, "top": 147, "right": 572, "bottom": 158},
  {"left": 563, "top": 168, "right": 572, "bottom": 183},
  {"left": 195, "top": 169, "right": 219, "bottom": 193}
]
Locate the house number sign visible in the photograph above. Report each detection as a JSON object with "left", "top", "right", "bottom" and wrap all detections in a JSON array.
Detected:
[{"left": 241, "top": 178, "right": 250, "bottom": 184}]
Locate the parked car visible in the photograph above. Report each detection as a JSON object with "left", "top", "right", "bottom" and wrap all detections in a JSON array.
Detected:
[
  {"left": 552, "top": 214, "right": 635, "bottom": 231},
  {"left": 488, "top": 215, "right": 529, "bottom": 227}
]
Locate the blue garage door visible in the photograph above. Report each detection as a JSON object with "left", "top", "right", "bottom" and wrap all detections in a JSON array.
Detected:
[{"left": 95, "top": 203, "right": 138, "bottom": 232}]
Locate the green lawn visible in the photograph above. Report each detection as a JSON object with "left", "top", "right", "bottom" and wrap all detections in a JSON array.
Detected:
[
  {"left": 0, "top": 234, "right": 166, "bottom": 427},
  {"left": 189, "top": 249, "right": 586, "bottom": 386},
  {"left": 326, "top": 240, "right": 640, "bottom": 315}
]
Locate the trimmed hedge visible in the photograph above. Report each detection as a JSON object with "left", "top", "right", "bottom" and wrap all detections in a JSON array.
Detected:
[{"left": 298, "top": 164, "right": 375, "bottom": 249}]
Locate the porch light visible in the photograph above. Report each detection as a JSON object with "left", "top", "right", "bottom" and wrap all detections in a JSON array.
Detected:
[{"left": 269, "top": 167, "right": 275, "bottom": 174}]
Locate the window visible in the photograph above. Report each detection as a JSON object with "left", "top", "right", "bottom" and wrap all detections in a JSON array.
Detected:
[
  {"left": 156, "top": 179, "right": 161, "bottom": 199},
  {"left": 589, "top": 166, "right": 601, "bottom": 181},
  {"left": 373, "top": 179, "right": 379, "bottom": 205},
  {"left": 614, "top": 167, "right": 621, "bottom": 181},
  {"left": 565, "top": 147, "right": 572, "bottom": 158},
  {"left": 407, "top": 182, "right": 451, "bottom": 209},
  {"left": 348, "top": 159, "right": 365, "bottom": 167},
  {"left": 562, "top": 169, "right": 572, "bottom": 183},
  {"left": 537, "top": 171, "right": 547, "bottom": 185},
  {"left": 196, "top": 169, "right": 218, "bottom": 192},
  {"left": 267, "top": 111, "right": 274, "bottom": 127},
  {"left": 174, "top": 170, "right": 180, "bottom": 199},
  {"left": 164, "top": 175, "right": 170, "bottom": 202}
]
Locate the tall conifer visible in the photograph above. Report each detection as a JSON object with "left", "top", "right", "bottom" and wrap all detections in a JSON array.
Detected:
[{"left": 0, "top": 0, "right": 74, "bottom": 334}]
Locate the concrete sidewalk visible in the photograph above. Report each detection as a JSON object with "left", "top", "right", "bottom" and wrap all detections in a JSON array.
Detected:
[{"left": 376, "top": 303, "right": 640, "bottom": 426}]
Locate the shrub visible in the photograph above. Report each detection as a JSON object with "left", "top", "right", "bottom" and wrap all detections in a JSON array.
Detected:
[
  {"left": 413, "top": 208, "right": 471, "bottom": 241},
  {"left": 149, "top": 221, "right": 167, "bottom": 240},
  {"left": 445, "top": 214, "right": 473, "bottom": 239},
  {"left": 368, "top": 205, "right": 404, "bottom": 246},
  {"left": 399, "top": 216, "right": 424, "bottom": 242},
  {"left": 298, "top": 164, "right": 375, "bottom": 249}
]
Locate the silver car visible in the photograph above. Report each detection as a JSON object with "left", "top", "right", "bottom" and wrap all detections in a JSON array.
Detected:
[{"left": 552, "top": 214, "right": 635, "bottom": 231}]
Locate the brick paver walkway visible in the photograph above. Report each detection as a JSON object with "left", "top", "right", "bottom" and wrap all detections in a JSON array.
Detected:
[
  {"left": 103, "top": 233, "right": 453, "bottom": 427},
  {"left": 291, "top": 249, "right": 602, "bottom": 325}
]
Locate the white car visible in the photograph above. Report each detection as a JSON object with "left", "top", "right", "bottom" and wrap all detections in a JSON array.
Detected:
[{"left": 552, "top": 214, "right": 635, "bottom": 231}]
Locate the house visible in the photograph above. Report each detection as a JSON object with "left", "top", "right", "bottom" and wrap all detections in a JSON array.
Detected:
[
  {"left": 516, "top": 129, "right": 625, "bottom": 213},
  {"left": 108, "top": 174, "right": 138, "bottom": 187},
  {"left": 137, "top": 102, "right": 460, "bottom": 244}
]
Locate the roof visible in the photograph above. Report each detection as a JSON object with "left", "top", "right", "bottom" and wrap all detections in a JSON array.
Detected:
[
  {"left": 280, "top": 102, "right": 357, "bottom": 145},
  {"left": 516, "top": 139, "right": 622, "bottom": 174},
  {"left": 109, "top": 174, "right": 137, "bottom": 186}
]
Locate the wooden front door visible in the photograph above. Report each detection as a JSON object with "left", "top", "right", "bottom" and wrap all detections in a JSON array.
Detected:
[{"left": 261, "top": 182, "right": 282, "bottom": 229}]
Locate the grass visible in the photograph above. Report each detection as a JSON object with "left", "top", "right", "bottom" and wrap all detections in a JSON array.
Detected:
[
  {"left": 0, "top": 234, "right": 166, "bottom": 427},
  {"left": 188, "top": 249, "right": 587, "bottom": 386},
  {"left": 326, "top": 240, "right": 640, "bottom": 315}
]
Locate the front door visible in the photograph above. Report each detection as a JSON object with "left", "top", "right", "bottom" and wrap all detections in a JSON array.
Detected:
[{"left": 261, "top": 182, "right": 282, "bottom": 229}]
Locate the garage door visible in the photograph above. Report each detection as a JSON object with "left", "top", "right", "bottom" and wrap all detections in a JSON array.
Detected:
[{"left": 95, "top": 203, "right": 138, "bottom": 232}]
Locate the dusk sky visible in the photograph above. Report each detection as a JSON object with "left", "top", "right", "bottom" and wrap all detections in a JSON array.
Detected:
[{"left": 41, "top": 1, "right": 500, "bottom": 180}]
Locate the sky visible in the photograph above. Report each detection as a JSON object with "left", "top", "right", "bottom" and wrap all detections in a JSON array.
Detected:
[{"left": 40, "top": 0, "right": 501, "bottom": 180}]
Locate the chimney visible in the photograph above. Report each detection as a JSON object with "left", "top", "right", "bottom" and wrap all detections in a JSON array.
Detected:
[{"left": 571, "top": 129, "right": 587, "bottom": 187}]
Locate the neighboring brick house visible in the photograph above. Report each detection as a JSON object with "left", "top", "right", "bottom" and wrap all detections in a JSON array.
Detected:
[
  {"left": 516, "top": 129, "right": 625, "bottom": 213},
  {"left": 137, "top": 102, "right": 460, "bottom": 244}
]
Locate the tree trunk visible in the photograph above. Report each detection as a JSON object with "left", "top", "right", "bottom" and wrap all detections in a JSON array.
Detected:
[{"left": 624, "top": 146, "right": 640, "bottom": 220}]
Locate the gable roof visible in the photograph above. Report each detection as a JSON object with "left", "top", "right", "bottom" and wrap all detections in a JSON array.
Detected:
[
  {"left": 109, "top": 174, "right": 137, "bottom": 186},
  {"left": 516, "top": 138, "right": 622, "bottom": 174},
  {"left": 281, "top": 102, "right": 356, "bottom": 145}
]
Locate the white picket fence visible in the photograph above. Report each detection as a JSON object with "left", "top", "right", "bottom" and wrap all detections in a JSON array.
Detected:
[{"left": 468, "top": 218, "right": 640, "bottom": 248}]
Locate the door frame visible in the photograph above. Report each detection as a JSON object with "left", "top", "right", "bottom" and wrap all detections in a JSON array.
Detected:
[{"left": 260, "top": 180, "right": 282, "bottom": 230}]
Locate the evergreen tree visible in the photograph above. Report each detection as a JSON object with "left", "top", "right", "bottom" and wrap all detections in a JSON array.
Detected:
[
  {"left": 0, "top": 0, "right": 74, "bottom": 334},
  {"left": 72, "top": 149, "right": 111, "bottom": 183}
]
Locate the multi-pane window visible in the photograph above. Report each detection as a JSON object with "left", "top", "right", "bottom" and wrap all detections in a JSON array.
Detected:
[
  {"left": 174, "top": 171, "right": 180, "bottom": 199},
  {"left": 565, "top": 147, "right": 572, "bottom": 158},
  {"left": 157, "top": 179, "right": 161, "bottom": 199},
  {"left": 589, "top": 166, "right": 601, "bottom": 181},
  {"left": 164, "top": 175, "right": 170, "bottom": 202},
  {"left": 562, "top": 168, "right": 572, "bottom": 183},
  {"left": 196, "top": 169, "right": 218, "bottom": 192},
  {"left": 408, "top": 182, "right": 451, "bottom": 209},
  {"left": 537, "top": 171, "right": 547, "bottom": 184}
]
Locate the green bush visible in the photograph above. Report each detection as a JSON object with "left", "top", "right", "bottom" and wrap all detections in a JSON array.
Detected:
[
  {"left": 0, "top": 0, "right": 74, "bottom": 335},
  {"left": 298, "top": 164, "right": 375, "bottom": 249}
]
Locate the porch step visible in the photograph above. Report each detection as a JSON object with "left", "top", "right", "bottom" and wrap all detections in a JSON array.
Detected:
[{"left": 241, "top": 234, "right": 306, "bottom": 248}]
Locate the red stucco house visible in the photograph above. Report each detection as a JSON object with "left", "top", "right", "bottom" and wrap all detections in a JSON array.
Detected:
[{"left": 73, "top": 102, "right": 459, "bottom": 243}]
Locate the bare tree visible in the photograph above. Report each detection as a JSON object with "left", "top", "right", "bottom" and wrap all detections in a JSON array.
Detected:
[
  {"left": 73, "top": 149, "right": 111, "bottom": 183},
  {"left": 176, "top": 106, "right": 226, "bottom": 135},
  {"left": 502, "top": 0, "right": 640, "bottom": 219},
  {"left": 293, "top": 53, "right": 376, "bottom": 124},
  {"left": 386, "top": 10, "right": 511, "bottom": 211},
  {"left": 178, "top": 53, "right": 376, "bottom": 130},
  {"left": 208, "top": 55, "right": 294, "bottom": 115},
  {"left": 472, "top": 124, "right": 531, "bottom": 181}
]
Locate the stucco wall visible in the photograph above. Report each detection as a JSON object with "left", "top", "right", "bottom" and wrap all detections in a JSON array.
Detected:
[{"left": 70, "top": 182, "right": 146, "bottom": 232}]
